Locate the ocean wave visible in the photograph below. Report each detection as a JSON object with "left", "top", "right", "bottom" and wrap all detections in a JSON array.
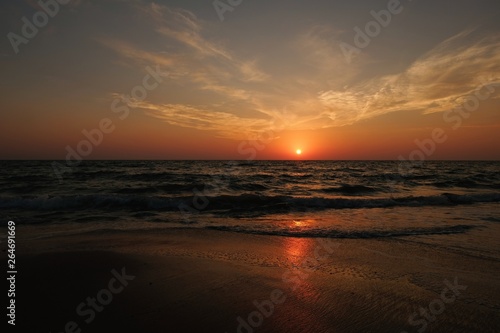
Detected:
[
  {"left": 320, "top": 184, "right": 378, "bottom": 195},
  {"left": 431, "top": 179, "right": 497, "bottom": 189},
  {"left": 204, "top": 224, "right": 476, "bottom": 238},
  {"left": 0, "top": 192, "right": 499, "bottom": 213}
]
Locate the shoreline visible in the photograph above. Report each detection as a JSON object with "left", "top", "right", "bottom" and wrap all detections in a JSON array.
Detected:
[{"left": 9, "top": 226, "right": 500, "bottom": 332}]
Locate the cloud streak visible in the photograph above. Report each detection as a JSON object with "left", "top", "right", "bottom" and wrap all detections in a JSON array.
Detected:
[
  {"left": 101, "top": 3, "right": 500, "bottom": 139},
  {"left": 320, "top": 30, "right": 500, "bottom": 124}
]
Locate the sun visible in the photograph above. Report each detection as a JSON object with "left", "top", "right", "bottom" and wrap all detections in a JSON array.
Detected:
[{"left": 296, "top": 149, "right": 302, "bottom": 155}]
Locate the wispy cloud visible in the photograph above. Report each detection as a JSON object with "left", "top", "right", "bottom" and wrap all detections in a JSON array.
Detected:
[
  {"left": 147, "top": 3, "right": 269, "bottom": 83},
  {"left": 100, "top": 3, "right": 500, "bottom": 139},
  {"left": 320, "top": 30, "right": 500, "bottom": 124},
  {"left": 124, "top": 100, "right": 275, "bottom": 139}
]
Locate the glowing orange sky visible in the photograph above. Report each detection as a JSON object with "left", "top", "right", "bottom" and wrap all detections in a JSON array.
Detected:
[{"left": 1, "top": 0, "right": 499, "bottom": 160}]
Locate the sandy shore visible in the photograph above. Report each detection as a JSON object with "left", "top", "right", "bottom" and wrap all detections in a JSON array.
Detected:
[{"left": 8, "top": 225, "right": 500, "bottom": 333}]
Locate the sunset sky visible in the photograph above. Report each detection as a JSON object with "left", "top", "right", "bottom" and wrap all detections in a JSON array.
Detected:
[{"left": 1, "top": 0, "right": 499, "bottom": 160}]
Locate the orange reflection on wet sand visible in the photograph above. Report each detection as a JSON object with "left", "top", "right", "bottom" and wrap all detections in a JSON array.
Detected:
[
  {"left": 284, "top": 236, "right": 314, "bottom": 265},
  {"left": 276, "top": 229, "right": 333, "bottom": 332}
]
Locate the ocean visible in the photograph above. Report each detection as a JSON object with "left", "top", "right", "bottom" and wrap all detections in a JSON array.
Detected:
[
  {"left": 4, "top": 160, "right": 500, "bottom": 333},
  {"left": 1, "top": 160, "right": 499, "bottom": 240}
]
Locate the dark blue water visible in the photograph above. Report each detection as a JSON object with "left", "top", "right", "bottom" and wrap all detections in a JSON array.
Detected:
[{"left": 1, "top": 160, "right": 499, "bottom": 238}]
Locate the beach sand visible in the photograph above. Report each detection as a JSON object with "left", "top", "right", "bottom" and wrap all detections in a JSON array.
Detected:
[{"left": 10, "top": 225, "right": 500, "bottom": 333}]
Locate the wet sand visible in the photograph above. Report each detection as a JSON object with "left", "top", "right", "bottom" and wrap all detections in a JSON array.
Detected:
[{"left": 10, "top": 225, "right": 500, "bottom": 333}]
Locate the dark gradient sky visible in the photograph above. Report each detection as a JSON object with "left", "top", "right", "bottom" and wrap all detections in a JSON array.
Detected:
[{"left": 1, "top": 0, "right": 499, "bottom": 159}]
